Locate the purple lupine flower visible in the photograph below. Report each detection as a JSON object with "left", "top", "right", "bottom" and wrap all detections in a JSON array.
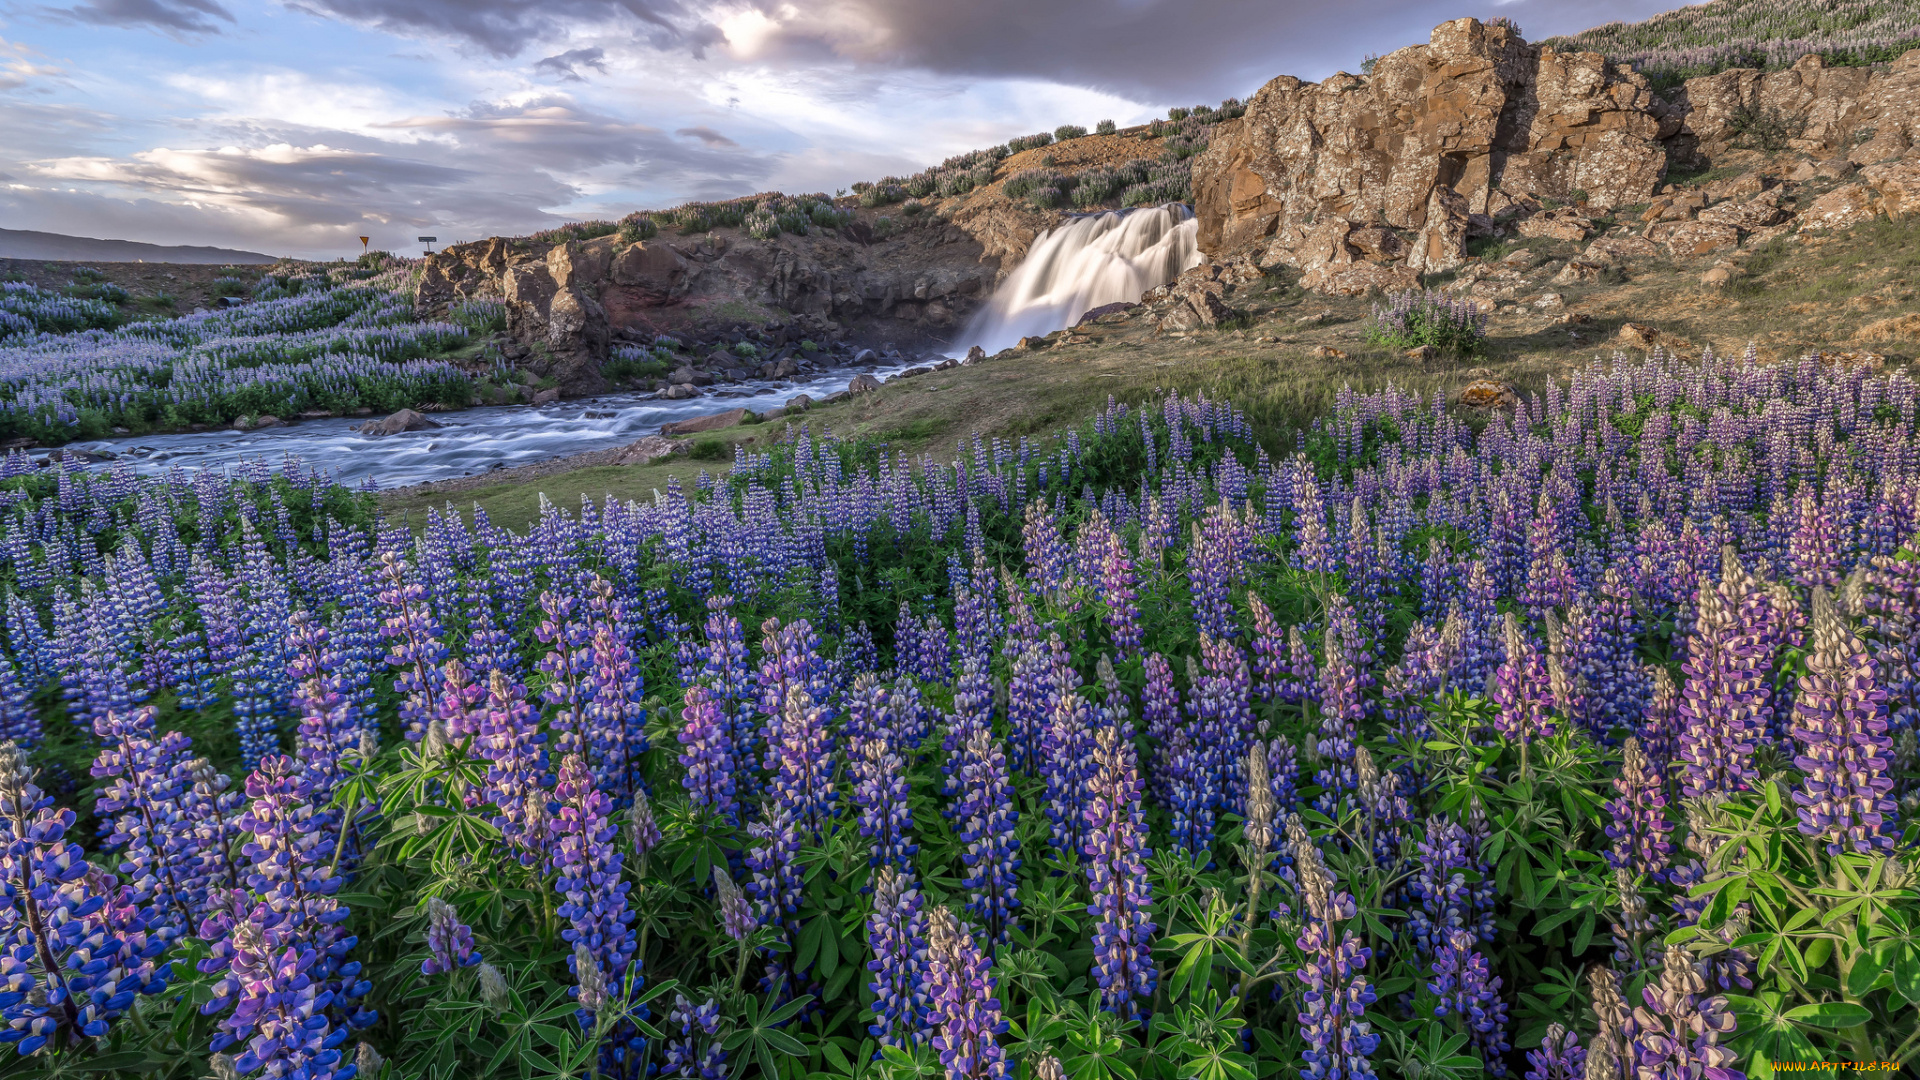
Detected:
[
  {"left": 1041, "top": 691, "right": 1096, "bottom": 864},
  {"left": 1287, "top": 814, "right": 1379, "bottom": 1080},
  {"left": 89, "top": 705, "right": 197, "bottom": 938},
  {"left": 772, "top": 688, "right": 837, "bottom": 842},
  {"left": 1675, "top": 573, "right": 1768, "bottom": 799},
  {"left": 662, "top": 994, "right": 726, "bottom": 1079},
  {"left": 550, "top": 754, "right": 645, "bottom": 1074},
  {"left": 953, "top": 728, "right": 1021, "bottom": 944},
  {"left": 1080, "top": 511, "right": 1142, "bottom": 653},
  {"left": 1006, "top": 637, "right": 1060, "bottom": 776},
  {"left": 1524, "top": 1024, "right": 1585, "bottom": 1080},
  {"left": 1164, "top": 728, "right": 1213, "bottom": 857},
  {"left": 194, "top": 890, "right": 353, "bottom": 1080},
  {"left": 230, "top": 754, "right": 372, "bottom": 1029},
  {"left": 1787, "top": 489, "right": 1840, "bottom": 592},
  {"left": 1604, "top": 737, "right": 1674, "bottom": 883},
  {"left": 1189, "top": 500, "right": 1248, "bottom": 640},
  {"left": 866, "top": 866, "right": 930, "bottom": 1049},
  {"left": 1021, "top": 500, "right": 1079, "bottom": 609},
  {"left": 678, "top": 685, "right": 738, "bottom": 825},
  {"left": 1492, "top": 612, "right": 1554, "bottom": 745},
  {"left": 475, "top": 671, "right": 549, "bottom": 867},
  {"left": 1429, "top": 929, "right": 1511, "bottom": 1075},
  {"left": 1790, "top": 589, "right": 1898, "bottom": 854},
  {"left": 375, "top": 551, "right": 448, "bottom": 742},
  {"left": 713, "top": 866, "right": 757, "bottom": 943},
  {"left": 757, "top": 616, "right": 834, "bottom": 769},
  {"left": 0, "top": 657, "right": 39, "bottom": 751},
  {"left": 1313, "top": 618, "right": 1364, "bottom": 811},
  {"left": 1141, "top": 652, "right": 1181, "bottom": 806},
  {"left": 1639, "top": 668, "right": 1681, "bottom": 770},
  {"left": 851, "top": 735, "right": 917, "bottom": 872},
  {"left": 923, "top": 905, "right": 1008, "bottom": 1080},
  {"left": 745, "top": 798, "right": 805, "bottom": 946},
  {"left": 0, "top": 748, "right": 170, "bottom": 1054},
  {"left": 420, "top": 896, "right": 481, "bottom": 977},
  {"left": 1082, "top": 725, "right": 1156, "bottom": 1020},
  {"left": 535, "top": 588, "right": 595, "bottom": 760},
  {"left": 1626, "top": 945, "right": 1742, "bottom": 1080},
  {"left": 1406, "top": 814, "right": 1494, "bottom": 956},
  {"left": 1248, "top": 594, "right": 1286, "bottom": 702}
]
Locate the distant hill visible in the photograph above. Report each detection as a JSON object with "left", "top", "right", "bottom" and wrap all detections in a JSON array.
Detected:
[
  {"left": 0, "top": 228, "right": 277, "bottom": 265},
  {"left": 1544, "top": 0, "right": 1920, "bottom": 91}
]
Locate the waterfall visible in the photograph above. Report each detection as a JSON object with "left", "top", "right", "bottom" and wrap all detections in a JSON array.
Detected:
[{"left": 956, "top": 204, "right": 1201, "bottom": 355}]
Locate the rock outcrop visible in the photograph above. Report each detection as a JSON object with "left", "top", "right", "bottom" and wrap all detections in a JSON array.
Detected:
[
  {"left": 1194, "top": 19, "right": 1675, "bottom": 284},
  {"left": 416, "top": 213, "right": 1017, "bottom": 392},
  {"left": 1192, "top": 18, "right": 1920, "bottom": 293}
]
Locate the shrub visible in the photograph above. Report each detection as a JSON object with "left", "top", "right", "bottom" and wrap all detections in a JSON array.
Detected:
[
  {"left": 901, "top": 198, "right": 925, "bottom": 216},
  {"left": 1096, "top": 119, "right": 1117, "bottom": 134},
  {"left": 210, "top": 275, "right": 252, "bottom": 299},
  {"left": 1727, "top": 100, "right": 1808, "bottom": 151},
  {"left": 70, "top": 266, "right": 107, "bottom": 284},
  {"left": 448, "top": 298, "right": 507, "bottom": 335},
  {"left": 603, "top": 344, "right": 670, "bottom": 383},
  {"left": 872, "top": 216, "right": 896, "bottom": 238},
  {"left": 811, "top": 202, "right": 852, "bottom": 228},
  {"left": 1027, "top": 186, "right": 1064, "bottom": 209},
  {"left": 1006, "top": 131, "right": 1055, "bottom": 153},
  {"left": 858, "top": 184, "right": 906, "bottom": 208},
  {"left": 1054, "top": 124, "right": 1088, "bottom": 141},
  {"left": 937, "top": 170, "right": 977, "bottom": 197},
  {"left": 905, "top": 172, "right": 938, "bottom": 198},
  {"left": 1168, "top": 106, "right": 1190, "bottom": 121},
  {"left": 745, "top": 210, "right": 781, "bottom": 240},
  {"left": 618, "top": 213, "right": 659, "bottom": 242},
  {"left": 1004, "top": 168, "right": 1067, "bottom": 200},
  {"left": 1366, "top": 288, "right": 1487, "bottom": 354}
]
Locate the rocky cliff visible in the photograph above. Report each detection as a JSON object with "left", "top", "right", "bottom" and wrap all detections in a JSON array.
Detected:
[
  {"left": 1192, "top": 18, "right": 1920, "bottom": 293},
  {"left": 416, "top": 219, "right": 1003, "bottom": 390}
]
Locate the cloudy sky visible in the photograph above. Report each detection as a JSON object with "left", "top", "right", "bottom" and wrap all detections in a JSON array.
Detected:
[{"left": 0, "top": 0, "right": 1676, "bottom": 258}]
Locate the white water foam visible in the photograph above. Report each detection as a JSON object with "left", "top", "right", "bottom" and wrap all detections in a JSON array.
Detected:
[{"left": 956, "top": 204, "right": 1201, "bottom": 356}]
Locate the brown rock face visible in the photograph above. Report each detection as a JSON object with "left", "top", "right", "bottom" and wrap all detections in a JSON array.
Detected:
[
  {"left": 1802, "top": 183, "right": 1879, "bottom": 230},
  {"left": 1191, "top": 20, "right": 1920, "bottom": 288},
  {"left": 1195, "top": 18, "right": 1671, "bottom": 287},
  {"left": 1649, "top": 220, "right": 1742, "bottom": 257}
]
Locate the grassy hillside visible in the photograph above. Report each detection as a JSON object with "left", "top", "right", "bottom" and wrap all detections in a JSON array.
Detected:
[{"left": 1544, "top": 0, "right": 1920, "bottom": 90}]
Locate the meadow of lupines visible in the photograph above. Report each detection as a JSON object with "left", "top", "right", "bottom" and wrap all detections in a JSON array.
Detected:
[
  {"left": 0, "top": 348, "right": 1915, "bottom": 1079},
  {"left": 1543, "top": 0, "right": 1920, "bottom": 90},
  {"left": 0, "top": 271, "right": 476, "bottom": 444}
]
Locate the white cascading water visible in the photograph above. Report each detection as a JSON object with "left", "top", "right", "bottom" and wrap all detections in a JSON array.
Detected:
[{"left": 957, "top": 204, "right": 1201, "bottom": 355}]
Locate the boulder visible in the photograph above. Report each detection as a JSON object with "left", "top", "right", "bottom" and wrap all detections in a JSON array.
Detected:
[
  {"left": 1584, "top": 235, "right": 1661, "bottom": 262},
  {"left": 1312, "top": 345, "right": 1348, "bottom": 359},
  {"left": 1863, "top": 161, "right": 1920, "bottom": 219},
  {"left": 964, "top": 345, "right": 987, "bottom": 364},
  {"left": 532, "top": 388, "right": 561, "bottom": 405},
  {"left": 1697, "top": 200, "right": 1789, "bottom": 230},
  {"left": 1649, "top": 220, "right": 1742, "bottom": 257},
  {"left": 1307, "top": 262, "right": 1420, "bottom": 297},
  {"left": 847, "top": 374, "right": 882, "bottom": 394},
  {"left": 663, "top": 384, "right": 699, "bottom": 399},
  {"left": 1617, "top": 323, "right": 1665, "bottom": 349},
  {"left": 1701, "top": 266, "right": 1734, "bottom": 289},
  {"left": 357, "top": 409, "right": 442, "bottom": 436},
  {"left": 668, "top": 366, "right": 697, "bottom": 386},
  {"left": 254, "top": 415, "right": 286, "bottom": 429},
  {"left": 1458, "top": 379, "right": 1518, "bottom": 410},
  {"left": 612, "top": 435, "right": 684, "bottom": 465},
  {"left": 1408, "top": 186, "right": 1473, "bottom": 274},
  {"left": 773, "top": 358, "right": 800, "bottom": 378},
  {"left": 1553, "top": 260, "right": 1605, "bottom": 285},
  {"left": 785, "top": 394, "right": 813, "bottom": 412},
  {"left": 1347, "top": 225, "right": 1409, "bottom": 262},
  {"left": 1516, "top": 209, "right": 1593, "bottom": 242},
  {"left": 1801, "top": 183, "right": 1879, "bottom": 230},
  {"left": 661, "top": 408, "right": 748, "bottom": 436}
]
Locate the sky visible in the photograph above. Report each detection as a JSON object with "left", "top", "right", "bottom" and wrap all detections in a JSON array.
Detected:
[{"left": 0, "top": 0, "right": 1682, "bottom": 259}]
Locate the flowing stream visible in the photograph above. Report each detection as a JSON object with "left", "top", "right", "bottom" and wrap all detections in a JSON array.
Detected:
[
  {"left": 956, "top": 204, "right": 1201, "bottom": 355},
  {"left": 67, "top": 359, "right": 924, "bottom": 489}
]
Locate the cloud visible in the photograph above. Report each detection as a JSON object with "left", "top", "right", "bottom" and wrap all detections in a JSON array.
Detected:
[
  {"left": 280, "top": 0, "right": 1683, "bottom": 99},
  {"left": 287, "top": 0, "right": 723, "bottom": 58},
  {"left": 674, "top": 125, "right": 734, "bottom": 147},
  {"left": 534, "top": 46, "right": 608, "bottom": 81},
  {"left": 9, "top": 97, "right": 776, "bottom": 256},
  {"left": 52, "top": 0, "right": 234, "bottom": 35}
]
